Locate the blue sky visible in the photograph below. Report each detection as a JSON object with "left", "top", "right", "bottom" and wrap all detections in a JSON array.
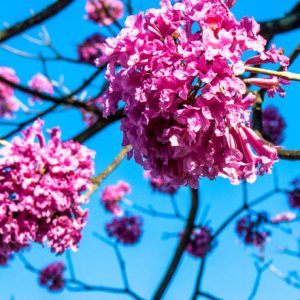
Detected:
[{"left": 0, "top": 0, "right": 300, "bottom": 299}]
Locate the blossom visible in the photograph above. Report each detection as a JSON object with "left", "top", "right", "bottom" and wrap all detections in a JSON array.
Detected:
[
  {"left": 85, "top": 0, "right": 124, "bottom": 26},
  {"left": 183, "top": 226, "right": 214, "bottom": 258},
  {"left": 100, "top": 0, "right": 286, "bottom": 188},
  {"left": 0, "top": 66, "right": 20, "bottom": 118},
  {"left": 262, "top": 106, "right": 286, "bottom": 145},
  {"left": 144, "top": 171, "right": 177, "bottom": 194},
  {"left": 101, "top": 180, "right": 131, "bottom": 216},
  {"left": 271, "top": 212, "right": 296, "bottom": 224},
  {"left": 105, "top": 215, "right": 142, "bottom": 244},
  {"left": 39, "top": 262, "right": 65, "bottom": 291},
  {"left": 28, "top": 73, "right": 54, "bottom": 103},
  {"left": 78, "top": 33, "right": 106, "bottom": 64},
  {"left": 288, "top": 177, "right": 300, "bottom": 209},
  {"left": 0, "top": 120, "right": 95, "bottom": 265},
  {"left": 245, "top": 76, "right": 290, "bottom": 98},
  {"left": 236, "top": 211, "right": 270, "bottom": 247}
]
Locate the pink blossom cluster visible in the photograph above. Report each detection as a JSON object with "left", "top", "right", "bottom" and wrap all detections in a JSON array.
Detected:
[
  {"left": 288, "top": 177, "right": 300, "bottom": 209},
  {"left": 85, "top": 0, "right": 124, "bottom": 26},
  {"left": 28, "top": 73, "right": 54, "bottom": 103},
  {"left": 78, "top": 33, "right": 106, "bottom": 65},
  {"left": 0, "top": 66, "right": 20, "bottom": 118},
  {"left": 271, "top": 212, "right": 296, "bottom": 224},
  {"left": 39, "top": 262, "right": 65, "bottom": 291},
  {"left": 101, "top": 180, "right": 131, "bottom": 216},
  {"left": 105, "top": 215, "right": 142, "bottom": 245},
  {"left": 236, "top": 211, "right": 270, "bottom": 247},
  {"left": 184, "top": 226, "right": 214, "bottom": 258},
  {"left": 262, "top": 106, "right": 286, "bottom": 145},
  {"left": 144, "top": 171, "right": 177, "bottom": 194},
  {"left": 0, "top": 120, "right": 95, "bottom": 265},
  {"left": 81, "top": 94, "right": 104, "bottom": 126},
  {"left": 99, "top": 0, "right": 288, "bottom": 188}
]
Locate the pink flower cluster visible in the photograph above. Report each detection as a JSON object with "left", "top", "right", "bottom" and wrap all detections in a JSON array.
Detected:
[
  {"left": 144, "top": 171, "right": 177, "bottom": 194},
  {"left": 0, "top": 66, "right": 20, "bottom": 118},
  {"left": 85, "top": 0, "right": 124, "bottom": 26},
  {"left": 236, "top": 211, "right": 270, "bottom": 247},
  {"left": 105, "top": 215, "right": 142, "bottom": 245},
  {"left": 78, "top": 33, "right": 106, "bottom": 65},
  {"left": 184, "top": 226, "right": 214, "bottom": 258},
  {"left": 39, "top": 262, "right": 65, "bottom": 291},
  {"left": 100, "top": 0, "right": 287, "bottom": 188},
  {"left": 271, "top": 212, "right": 296, "bottom": 224},
  {"left": 288, "top": 177, "right": 300, "bottom": 209},
  {"left": 262, "top": 106, "right": 286, "bottom": 145},
  {"left": 101, "top": 180, "right": 131, "bottom": 216},
  {"left": 0, "top": 120, "right": 95, "bottom": 265},
  {"left": 28, "top": 73, "right": 54, "bottom": 103}
]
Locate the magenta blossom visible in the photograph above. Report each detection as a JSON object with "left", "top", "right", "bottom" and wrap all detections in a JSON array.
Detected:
[
  {"left": 288, "top": 177, "right": 300, "bottom": 209},
  {"left": 0, "top": 120, "right": 95, "bottom": 264},
  {"left": 85, "top": 0, "right": 124, "bottom": 26},
  {"left": 183, "top": 226, "right": 214, "bottom": 258},
  {"left": 101, "top": 181, "right": 131, "bottom": 216},
  {"left": 78, "top": 33, "right": 106, "bottom": 64},
  {"left": 106, "top": 215, "right": 142, "bottom": 245},
  {"left": 99, "top": 0, "right": 286, "bottom": 188},
  {"left": 39, "top": 262, "right": 65, "bottom": 291},
  {"left": 262, "top": 106, "right": 286, "bottom": 145},
  {"left": 28, "top": 73, "right": 54, "bottom": 103},
  {"left": 0, "top": 66, "right": 20, "bottom": 118},
  {"left": 236, "top": 211, "right": 270, "bottom": 247},
  {"left": 271, "top": 212, "right": 296, "bottom": 224},
  {"left": 144, "top": 171, "right": 177, "bottom": 194}
]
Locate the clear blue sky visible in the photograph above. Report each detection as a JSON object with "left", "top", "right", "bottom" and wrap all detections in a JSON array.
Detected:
[{"left": 0, "top": 1, "right": 300, "bottom": 299}]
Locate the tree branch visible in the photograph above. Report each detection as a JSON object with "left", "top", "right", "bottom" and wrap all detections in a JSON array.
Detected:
[
  {"left": 0, "top": 0, "right": 75, "bottom": 43},
  {"left": 152, "top": 188, "right": 199, "bottom": 300}
]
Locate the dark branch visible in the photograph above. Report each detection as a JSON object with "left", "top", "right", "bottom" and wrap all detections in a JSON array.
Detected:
[
  {"left": 152, "top": 188, "right": 199, "bottom": 300},
  {"left": 0, "top": 0, "right": 75, "bottom": 43}
]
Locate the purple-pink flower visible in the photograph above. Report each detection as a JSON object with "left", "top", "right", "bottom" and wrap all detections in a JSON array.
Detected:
[
  {"left": 39, "top": 262, "right": 65, "bottom": 291},
  {"left": 262, "top": 106, "right": 286, "bottom": 145},
  {"left": 144, "top": 171, "right": 177, "bottom": 194},
  {"left": 78, "top": 33, "right": 106, "bottom": 64},
  {"left": 288, "top": 177, "right": 300, "bottom": 209},
  {"left": 105, "top": 215, "right": 142, "bottom": 245},
  {"left": 271, "top": 212, "right": 296, "bottom": 224},
  {"left": 99, "top": 0, "right": 285, "bottom": 188},
  {"left": 85, "top": 0, "right": 124, "bottom": 26},
  {"left": 0, "top": 66, "right": 20, "bottom": 118},
  {"left": 28, "top": 73, "right": 54, "bottom": 103},
  {"left": 0, "top": 120, "right": 95, "bottom": 265},
  {"left": 101, "top": 180, "right": 131, "bottom": 216},
  {"left": 183, "top": 226, "right": 214, "bottom": 258},
  {"left": 236, "top": 211, "right": 270, "bottom": 247}
]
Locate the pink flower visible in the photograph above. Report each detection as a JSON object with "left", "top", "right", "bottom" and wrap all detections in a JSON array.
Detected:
[
  {"left": 39, "top": 262, "right": 65, "bottom": 291},
  {"left": 105, "top": 215, "right": 142, "bottom": 245},
  {"left": 78, "top": 33, "right": 106, "bottom": 64},
  {"left": 271, "top": 212, "right": 296, "bottom": 224},
  {"left": 245, "top": 76, "right": 290, "bottom": 98},
  {"left": 85, "top": 0, "right": 124, "bottom": 26},
  {"left": 0, "top": 120, "right": 95, "bottom": 264},
  {"left": 262, "top": 106, "right": 286, "bottom": 145},
  {"left": 28, "top": 73, "right": 54, "bottom": 103},
  {"left": 0, "top": 66, "right": 20, "bottom": 118},
  {"left": 288, "top": 177, "right": 300, "bottom": 209},
  {"left": 183, "top": 226, "right": 215, "bottom": 258},
  {"left": 144, "top": 170, "right": 177, "bottom": 194},
  {"left": 236, "top": 211, "right": 270, "bottom": 247},
  {"left": 101, "top": 181, "right": 131, "bottom": 216},
  {"left": 100, "top": 0, "right": 284, "bottom": 188}
]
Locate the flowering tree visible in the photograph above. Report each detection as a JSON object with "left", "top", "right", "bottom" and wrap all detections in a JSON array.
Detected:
[{"left": 0, "top": 0, "right": 300, "bottom": 299}]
